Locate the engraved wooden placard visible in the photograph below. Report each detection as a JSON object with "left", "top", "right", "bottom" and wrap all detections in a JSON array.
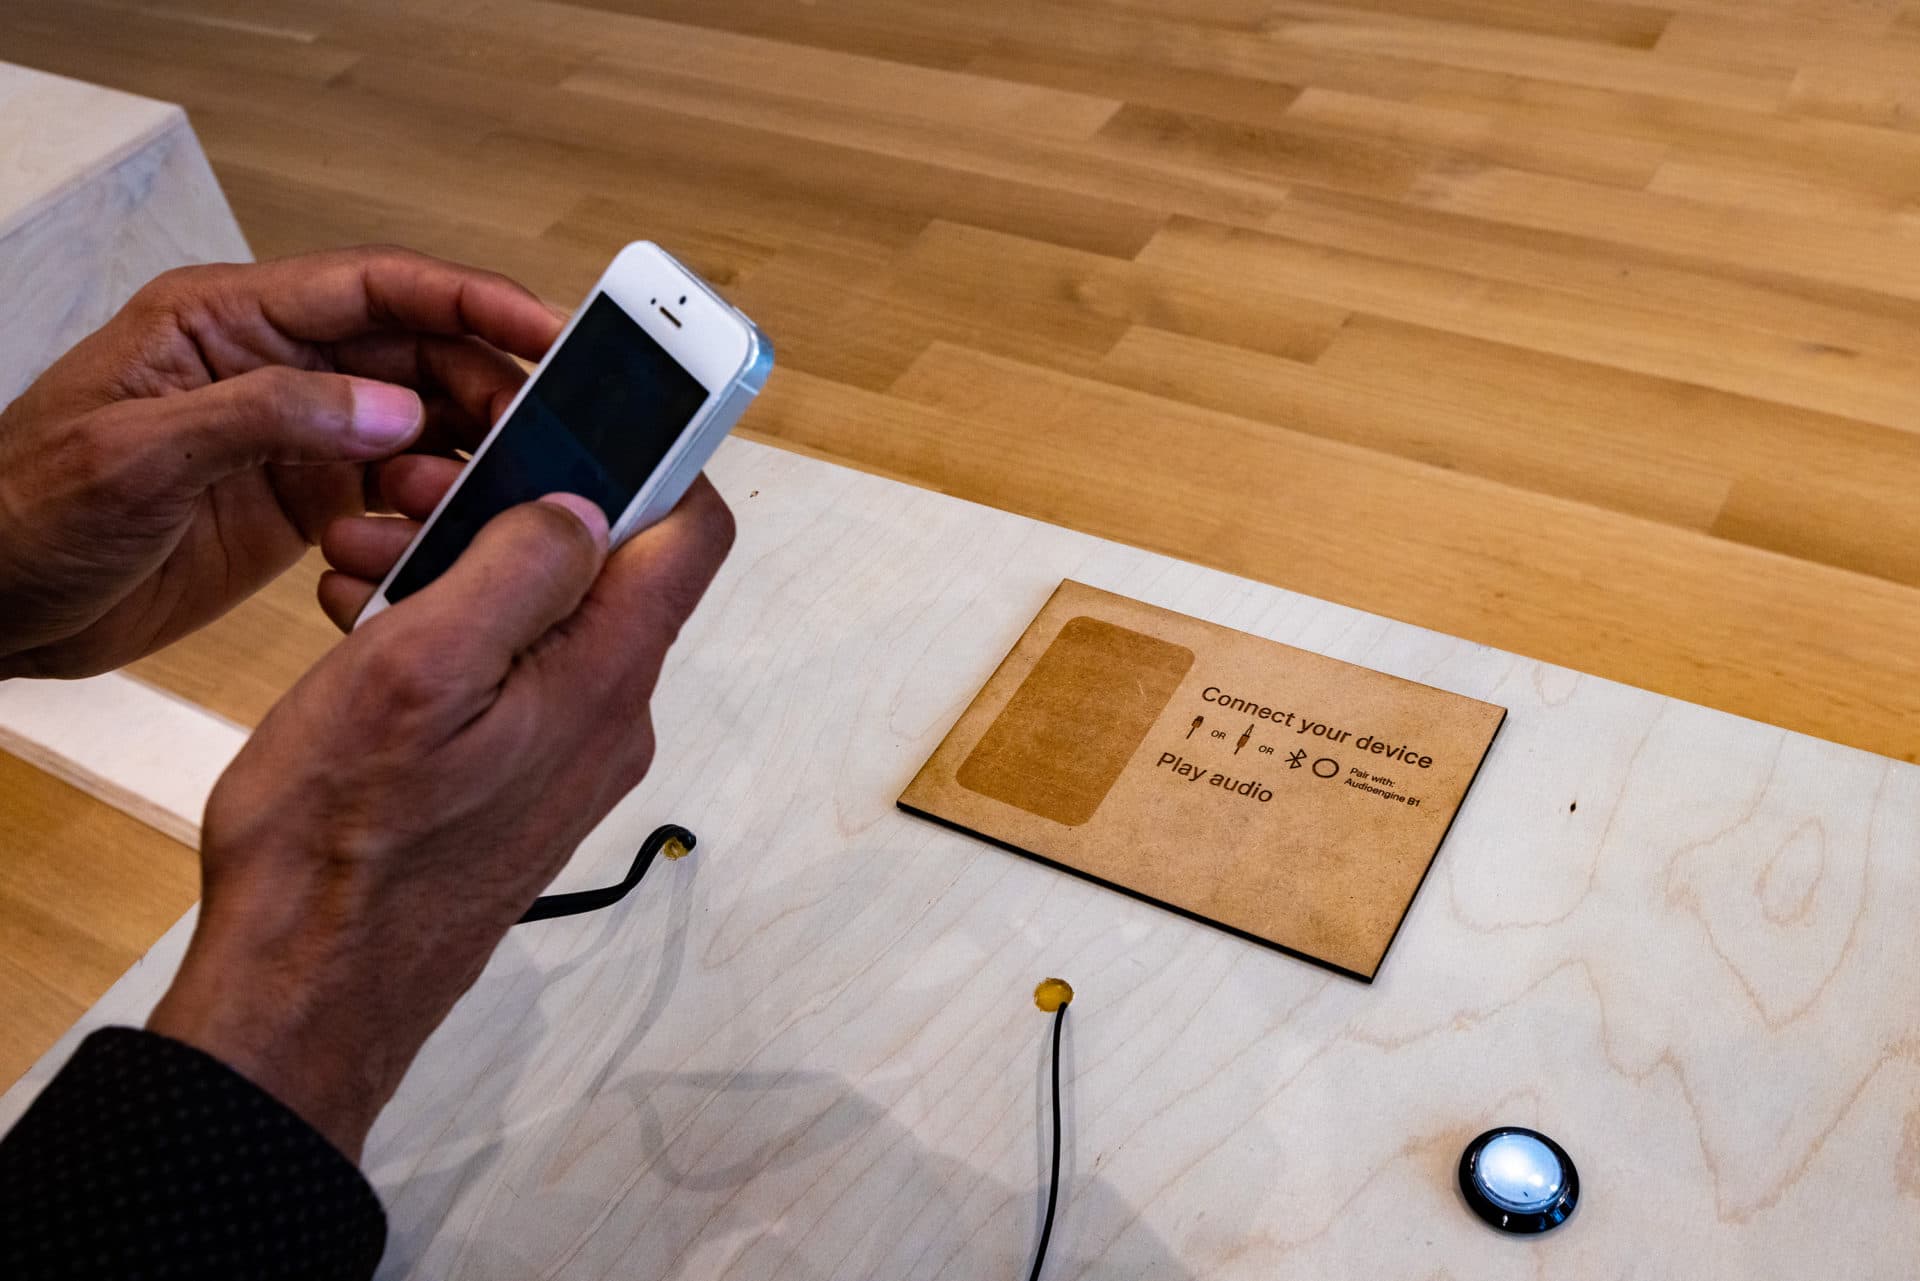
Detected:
[{"left": 900, "top": 581, "right": 1506, "bottom": 981}]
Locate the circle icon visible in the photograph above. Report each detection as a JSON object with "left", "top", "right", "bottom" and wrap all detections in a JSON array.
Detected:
[{"left": 1459, "top": 1127, "right": 1578, "bottom": 1234}]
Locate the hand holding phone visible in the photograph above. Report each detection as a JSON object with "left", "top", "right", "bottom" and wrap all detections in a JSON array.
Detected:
[
  {"left": 0, "top": 246, "right": 561, "bottom": 679},
  {"left": 155, "top": 474, "right": 737, "bottom": 1161},
  {"left": 355, "top": 242, "right": 772, "bottom": 625}
]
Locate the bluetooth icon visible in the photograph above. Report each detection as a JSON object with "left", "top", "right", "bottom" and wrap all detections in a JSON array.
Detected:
[{"left": 1287, "top": 750, "right": 1307, "bottom": 769}]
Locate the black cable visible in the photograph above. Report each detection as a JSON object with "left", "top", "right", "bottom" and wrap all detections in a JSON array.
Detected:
[
  {"left": 522, "top": 838, "right": 1078, "bottom": 1278},
  {"left": 516, "top": 824, "right": 695, "bottom": 924},
  {"left": 1027, "top": 1001, "right": 1067, "bottom": 1281}
]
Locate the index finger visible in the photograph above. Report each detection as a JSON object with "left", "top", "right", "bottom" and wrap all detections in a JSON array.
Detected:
[{"left": 249, "top": 246, "right": 563, "bottom": 363}]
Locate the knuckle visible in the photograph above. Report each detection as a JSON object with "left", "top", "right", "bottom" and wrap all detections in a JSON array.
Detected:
[
  {"left": 357, "top": 630, "right": 457, "bottom": 714},
  {"left": 135, "top": 263, "right": 216, "bottom": 305},
  {"left": 249, "top": 363, "right": 299, "bottom": 392},
  {"left": 111, "top": 281, "right": 192, "bottom": 352},
  {"left": 362, "top": 243, "right": 526, "bottom": 305},
  {"left": 244, "top": 364, "right": 304, "bottom": 413},
  {"left": 40, "top": 414, "right": 121, "bottom": 490},
  {"left": 353, "top": 242, "right": 423, "bottom": 273},
  {"left": 239, "top": 366, "right": 344, "bottom": 435},
  {"left": 127, "top": 265, "right": 233, "bottom": 335},
  {"left": 519, "top": 502, "right": 599, "bottom": 567}
]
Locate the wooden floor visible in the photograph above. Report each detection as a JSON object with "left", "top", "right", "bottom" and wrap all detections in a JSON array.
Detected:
[
  {"left": 7, "top": 0, "right": 1920, "bottom": 1080},
  {"left": 0, "top": 754, "right": 198, "bottom": 1087},
  {"left": 7, "top": 0, "right": 1920, "bottom": 760}
]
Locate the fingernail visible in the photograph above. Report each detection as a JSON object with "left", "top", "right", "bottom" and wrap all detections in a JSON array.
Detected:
[
  {"left": 349, "top": 379, "right": 423, "bottom": 447},
  {"left": 539, "top": 493, "right": 610, "bottom": 550}
]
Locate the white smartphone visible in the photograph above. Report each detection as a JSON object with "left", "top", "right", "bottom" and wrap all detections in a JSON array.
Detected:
[{"left": 354, "top": 241, "right": 773, "bottom": 626}]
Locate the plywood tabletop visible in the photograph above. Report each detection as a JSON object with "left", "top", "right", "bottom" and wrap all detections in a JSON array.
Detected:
[{"left": 5, "top": 439, "right": 1916, "bottom": 1278}]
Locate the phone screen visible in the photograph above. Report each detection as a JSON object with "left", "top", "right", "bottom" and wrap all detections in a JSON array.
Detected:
[{"left": 386, "top": 293, "right": 711, "bottom": 604}]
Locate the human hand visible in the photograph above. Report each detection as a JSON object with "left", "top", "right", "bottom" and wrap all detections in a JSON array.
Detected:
[
  {"left": 0, "top": 247, "right": 562, "bottom": 679},
  {"left": 146, "top": 477, "right": 735, "bottom": 1160}
]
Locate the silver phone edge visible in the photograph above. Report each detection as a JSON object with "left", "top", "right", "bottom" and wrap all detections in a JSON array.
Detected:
[{"left": 354, "top": 306, "right": 772, "bottom": 628}]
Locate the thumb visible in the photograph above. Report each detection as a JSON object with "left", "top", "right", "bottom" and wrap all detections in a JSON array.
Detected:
[
  {"left": 136, "top": 367, "right": 423, "bottom": 489},
  {"left": 373, "top": 494, "right": 611, "bottom": 695}
]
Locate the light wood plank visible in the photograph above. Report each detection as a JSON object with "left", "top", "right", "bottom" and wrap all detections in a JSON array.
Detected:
[
  {"left": 218, "top": 162, "right": 617, "bottom": 304},
  {"left": 1654, "top": 11, "right": 1913, "bottom": 79},
  {"left": 1282, "top": 84, "right": 1672, "bottom": 187},
  {"left": 1270, "top": 0, "right": 1676, "bottom": 48},
  {"left": 1095, "top": 321, "right": 1733, "bottom": 528},
  {"left": 1646, "top": 159, "right": 1920, "bottom": 247},
  {"left": 1408, "top": 165, "right": 1920, "bottom": 304},
  {"left": 887, "top": 220, "right": 1351, "bottom": 364},
  {"left": 1256, "top": 186, "right": 1920, "bottom": 357},
  {"left": 1408, "top": 78, "right": 1920, "bottom": 206},
  {"left": 1306, "top": 317, "right": 1920, "bottom": 585},
  {"left": 555, "top": 59, "right": 1287, "bottom": 228},
  {"left": 876, "top": 344, "right": 1920, "bottom": 760},
  {"left": 0, "top": 752, "right": 197, "bottom": 1091},
  {"left": 1091, "top": 102, "right": 1428, "bottom": 200},
  {"left": 567, "top": 21, "right": 1124, "bottom": 141},
  {"left": 1786, "top": 64, "right": 1920, "bottom": 132},
  {"left": 1266, "top": 6, "right": 1790, "bottom": 109},
  {"left": 1142, "top": 214, "right": 1920, "bottom": 432},
  {"left": 964, "top": 43, "right": 1309, "bottom": 130}
]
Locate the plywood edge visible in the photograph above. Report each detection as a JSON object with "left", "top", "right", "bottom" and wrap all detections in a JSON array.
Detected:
[
  {"left": 0, "top": 69, "right": 185, "bottom": 238},
  {"left": 0, "top": 670, "right": 248, "bottom": 848}
]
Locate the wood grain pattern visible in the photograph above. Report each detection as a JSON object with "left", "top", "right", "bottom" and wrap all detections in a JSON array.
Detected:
[
  {"left": 0, "top": 667, "right": 243, "bottom": 1090},
  {"left": 0, "top": 673, "right": 245, "bottom": 852},
  {"left": 0, "top": 62, "right": 249, "bottom": 404},
  {"left": 904, "top": 581, "right": 1505, "bottom": 979},
  {"left": 5, "top": 439, "right": 1918, "bottom": 1277},
  {"left": 6, "top": 0, "right": 1920, "bottom": 764},
  {"left": 0, "top": 751, "right": 197, "bottom": 1091}
]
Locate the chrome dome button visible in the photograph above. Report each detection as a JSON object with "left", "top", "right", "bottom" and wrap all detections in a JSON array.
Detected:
[{"left": 1459, "top": 1127, "right": 1578, "bottom": 1234}]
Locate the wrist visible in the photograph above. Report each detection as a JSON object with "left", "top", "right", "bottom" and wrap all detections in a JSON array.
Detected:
[{"left": 147, "top": 902, "right": 407, "bottom": 1161}]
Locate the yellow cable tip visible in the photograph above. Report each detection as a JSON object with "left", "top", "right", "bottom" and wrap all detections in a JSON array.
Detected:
[
  {"left": 1033, "top": 978, "right": 1074, "bottom": 1012},
  {"left": 660, "top": 837, "right": 692, "bottom": 861}
]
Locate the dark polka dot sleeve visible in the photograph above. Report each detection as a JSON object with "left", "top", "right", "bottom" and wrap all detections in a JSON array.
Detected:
[{"left": 0, "top": 1027, "right": 386, "bottom": 1279}]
